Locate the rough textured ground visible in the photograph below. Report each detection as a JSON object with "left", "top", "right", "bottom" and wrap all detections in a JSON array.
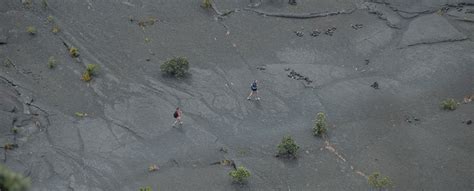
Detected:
[{"left": 0, "top": 0, "right": 473, "bottom": 190}]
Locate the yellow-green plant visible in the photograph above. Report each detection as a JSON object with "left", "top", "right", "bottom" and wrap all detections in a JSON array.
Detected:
[
  {"left": 441, "top": 98, "right": 457, "bottom": 111},
  {"left": 313, "top": 112, "right": 327, "bottom": 136},
  {"left": 47, "top": 56, "right": 57, "bottom": 69},
  {"left": 69, "top": 47, "right": 79, "bottom": 58},
  {"left": 368, "top": 172, "right": 393, "bottom": 190},
  {"left": 0, "top": 164, "right": 30, "bottom": 191},
  {"left": 229, "top": 166, "right": 250, "bottom": 184},
  {"left": 26, "top": 26, "right": 36, "bottom": 35},
  {"left": 201, "top": 0, "right": 212, "bottom": 8}
]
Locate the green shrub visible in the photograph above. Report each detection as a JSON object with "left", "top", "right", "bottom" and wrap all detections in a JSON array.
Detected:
[
  {"left": 41, "top": 0, "right": 48, "bottom": 9},
  {"left": 160, "top": 57, "right": 189, "bottom": 78},
  {"left": 441, "top": 98, "right": 457, "bottom": 111},
  {"left": 11, "top": 127, "right": 19, "bottom": 134},
  {"left": 0, "top": 164, "right": 30, "bottom": 191},
  {"left": 51, "top": 25, "right": 60, "bottom": 34},
  {"left": 22, "top": 0, "right": 32, "bottom": 9},
  {"left": 277, "top": 135, "right": 299, "bottom": 158},
  {"left": 368, "top": 172, "right": 393, "bottom": 190},
  {"left": 81, "top": 64, "right": 98, "bottom": 82},
  {"left": 69, "top": 47, "right": 79, "bottom": 58},
  {"left": 313, "top": 112, "right": 327, "bottom": 136},
  {"left": 47, "top": 15, "right": 54, "bottom": 23},
  {"left": 201, "top": 0, "right": 212, "bottom": 8},
  {"left": 229, "top": 166, "right": 250, "bottom": 184},
  {"left": 47, "top": 56, "right": 56, "bottom": 69},
  {"left": 139, "top": 186, "right": 152, "bottom": 191},
  {"left": 26, "top": 26, "right": 36, "bottom": 35}
]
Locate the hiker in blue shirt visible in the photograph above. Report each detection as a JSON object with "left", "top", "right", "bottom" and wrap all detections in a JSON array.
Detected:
[{"left": 247, "top": 80, "right": 260, "bottom": 100}]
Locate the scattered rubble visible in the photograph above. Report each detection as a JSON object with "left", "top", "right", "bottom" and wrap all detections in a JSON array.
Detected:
[
  {"left": 287, "top": 69, "right": 312, "bottom": 84},
  {"left": 256, "top": 66, "right": 266, "bottom": 70},
  {"left": 294, "top": 30, "right": 304, "bottom": 37},
  {"left": 310, "top": 29, "right": 321, "bottom": 37},
  {"left": 324, "top": 27, "right": 336, "bottom": 36},
  {"left": 370, "top": 82, "right": 379, "bottom": 89},
  {"left": 351, "top": 24, "right": 363, "bottom": 30}
]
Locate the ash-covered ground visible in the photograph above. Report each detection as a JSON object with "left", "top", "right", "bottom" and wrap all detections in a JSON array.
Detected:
[{"left": 0, "top": 0, "right": 473, "bottom": 190}]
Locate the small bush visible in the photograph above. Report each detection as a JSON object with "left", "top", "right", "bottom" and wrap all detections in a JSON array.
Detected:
[
  {"left": 277, "top": 135, "right": 299, "bottom": 158},
  {"left": 368, "top": 172, "right": 393, "bottom": 190},
  {"left": 160, "top": 57, "right": 189, "bottom": 78},
  {"left": 0, "top": 164, "right": 30, "bottom": 191},
  {"left": 139, "top": 186, "right": 152, "bottom": 191},
  {"left": 26, "top": 26, "right": 36, "bottom": 35},
  {"left": 47, "top": 56, "right": 56, "bottom": 69},
  {"left": 69, "top": 47, "right": 79, "bottom": 58},
  {"left": 11, "top": 127, "right": 19, "bottom": 134},
  {"left": 22, "top": 0, "right": 32, "bottom": 9},
  {"left": 313, "top": 112, "right": 327, "bottom": 136},
  {"left": 441, "top": 98, "right": 457, "bottom": 111},
  {"left": 51, "top": 25, "right": 60, "bottom": 34},
  {"left": 201, "top": 0, "right": 212, "bottom": 8},
  {"left": 41, "top": 0, "right": 48, "bottom": 9},
  {"left": 229, "top": 166, "right": 251, "bottom": 184},
  {"left": 81, "top": 64, "right": 98, "bottom": 82},
  {"left": 47, "top": 15, "right": 54, "bottom": 22}
]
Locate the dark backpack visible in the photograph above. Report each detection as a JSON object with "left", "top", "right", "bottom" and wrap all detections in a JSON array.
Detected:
[
  {"left": 251, "top": 82, "right": 257, "bottom": 90},
  {"left": 173, "top": 111, "right": 179, "bottom": 118}
]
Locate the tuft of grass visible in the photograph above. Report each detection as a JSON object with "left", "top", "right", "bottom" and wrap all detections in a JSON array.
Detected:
[
  {"left": 47, "top": 56, "right": 57, "bottom": 69},
  {"left": 69, "top": 47, "right": 79, "bottom": 58},
  {"left": 51, "top": 25, "right": 60, "bottom": 34},
  {"left": 81, "top": 64, "right": 98, "bottom": 82},
  {"left": 0, "top": 164, "right": 30, "bottom": 191},
  {"left": 26, "top": 26, "right": 37, "bottom": 35},
  {"left": 368, "top": 172, "right": 393, "bottom": 190},
  {"left": 47, "top": 15, "right": 54, "bottom": 23},
  {"left": 201, "top": 0, "right": 212, "bottom": 8},
  {"left": 139, "top": 186, "right": 152, "bottom": 191},
  {"left": 22, "top": 0, "right": 32, "bottom": 9},
  {"left": 229, "top": 166, "right": 251, "bottom": 184},
  {"left": 313, "top": 112, "right": 327, "bottom": 136},
  {"left": 160, "top": 57, "right": 189, "bottom": 78},
  {"left": 11, "top": 127, "right": 19, "bottom": 134},
  {"left": 144, "top": 37, "right": 151, "bottom": 43},
  {"left": 441, "top": 98, "right": 457, "bottom": 111},
  {"left": 277, "top": 135, "right": 299, "bottom": 158},
  {"left": 41, "top": 0, "right": 48, "bottom": 9}
]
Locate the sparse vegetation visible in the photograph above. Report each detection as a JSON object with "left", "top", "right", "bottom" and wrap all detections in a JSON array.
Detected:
[
  {"left": 47, "top": 15, "right": 54, "bottom": 23},
  {"left": 276, "top": 135, "right": 299, "bottom": 158},
  {"left": 148, "top": 164, "right": 158, "bottom": 172},
  {"left": 313, "top": 112, "right": 327, "bottom": 136},
  {"left": 41, "top": 0, "right": 48, "bottom": 9},
  {"left": 11, "top": 127, "right": 19, "bottom": 134},
  {"left": 0, "top": 164, "right": 31, "bottom": 191},
  {"left": 145, "top": 37, "right": 151, "bottom": 43},
  {"left": 74, "top": 112, "right": 88, "bottom": 117},
  {"left": 47, "top": 56, "right": 56, "bottom": 69},
  {"left": 229, "top": 166, "right": 251, "bottom": 184},
  {"left": 22, "top": 0, "right": 32, "bottom": 9},
  {"left": 441, "top": 98, "right": 457, "bottom": 111},
  {"left": 69, "top": 47, "right": 79, "bottom": 58},
  {"left": 139, "top": 186, "right": 152, "bottom": 191},
  {"left": 137, "top": 17, "right": 156, "bottom": 28},
  {"left": 26, "top": 26, "right": 37, "bottom": 35},
  {"left": 51, "top": 25, "right": 60, "bottom": 34},
  {"left": 201, "top": 0, "right": 212, "bottom": 8},
  {"left": 81, "top": 64, "right": 98, "bottom": 82},
  {"left": 4, "top": 58, "right": 14, "bottom": 68},
  {"left": 368, "top": 172, "right": 393, "bottom": 190},
  {"left": 160, "top": 57, "right": 189, "bottom": 78}
]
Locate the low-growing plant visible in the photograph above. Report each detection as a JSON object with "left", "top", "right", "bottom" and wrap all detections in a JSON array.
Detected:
[
  {"left": 229, "top": 166, "right": 250, "bottom": 184},
  {"left": 11, "top": 127, "right": 19, "bottom": 134},
  {"left": 313, "top": 112, "right": 327, "bottom": 136},
  {"left": 51, "top": 25, "right": 60, "bottom": 34},
  {"left": 41, "top": 0, "right": 48, "bottom": 9},
  {"left": 201, "top": 0, "right": 212, "bottom": 8},
  {"left": 81, "top": 64, "right": 98, "bottom": 82},
  {"left": 47, "top": 15, "right": 54, "bottom": 22},
  {"left": 26, "top": 26, "right": 36, "bottom": 35},
  {"left": 441, "top": 98, "right": 457, "bottom": 111},
  {"left": 368, "top": 172, "right": 393, "bottom": 190},
  {"left": 22, "top": 0, "right": 32, "bottom": 9},
  {"left": 277, "top": 135, "right": 299, "bottom": 158},
  {"left": 69, "top": 47, "right": 79, "bottom": 58},
  {"left": 139, "top": 186, "right": 152, "bottom": 191},
  {"left": 160, "top": 57, "right": 189, "bottom": 78},
  {"left": 47, "top": 56, "right": 56, "bottom": 69},
  {"left": 0, "top": 164, "right": 31, "bottom": 191}
]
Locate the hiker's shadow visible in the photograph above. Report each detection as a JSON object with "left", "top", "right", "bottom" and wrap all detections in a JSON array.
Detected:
[{"left": 173, "top": 125, "right": 185, "bottom": 133}]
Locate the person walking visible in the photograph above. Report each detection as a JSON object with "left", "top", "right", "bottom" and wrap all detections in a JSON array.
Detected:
[
  {"left": 247, "top": 80, "right": 260, "bottom": 100},
  {"left": 172, "top": 107, "right": 183, "bottom": 127}
]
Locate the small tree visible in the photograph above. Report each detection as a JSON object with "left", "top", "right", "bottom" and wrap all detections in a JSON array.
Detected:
[
  {"left": 313, "top": 112, "right": 327, "bottom": 136},
  {"left": 229, "top": 166, "right": 250, "bottom": 184},
  {"left": 47, "top": 56, "right": 57, "bottom": 69},
  {"left": 0, "top": 164, "right": 30, "bottom": 191},
  {"left": 160, "top": 57, "right": 189, "bottom": 78},
  {"left": 441, "top": 98, "right": 457, "bottom": 111},
  {"left": 277, "top": 136, "right": 299, "bottom": 158},
  {"left": 368, "top": 172, "right": 393, "bottom": 190}
]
